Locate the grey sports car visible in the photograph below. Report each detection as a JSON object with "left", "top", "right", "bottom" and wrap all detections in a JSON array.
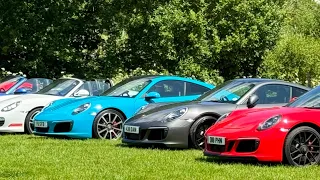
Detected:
[{"left": 122, "top": 78, "right": 310, "bottom": 149}]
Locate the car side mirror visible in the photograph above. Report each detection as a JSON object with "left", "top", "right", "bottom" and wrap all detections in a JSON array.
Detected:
[
  {"left": 14, "top": 87, "right": 29, "bottom": 94},
  {"left": 247, "top": 94, "right": 259, "bottom": 108},
  {"left": 145, "top": 92, "right": 161, "bottom": 101},
  {"left": 74, "top": 89, "right": 90, "bottom": 97}
]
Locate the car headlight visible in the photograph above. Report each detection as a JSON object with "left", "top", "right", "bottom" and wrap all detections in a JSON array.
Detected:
[
  {"left": 257, "top": 115, "right": 282, "bottom": 131},
  {"left": 164, "top": 107, "right": 188, "bottom": 121},
  {"left": 1, "top": 101, "right": 21, "bottom": 112},
  {"left": 216, "top": 113, "right": 230, "bottom": 124},
  {"left": 72, "top": 103, "right": 91, "bottom": 115}
]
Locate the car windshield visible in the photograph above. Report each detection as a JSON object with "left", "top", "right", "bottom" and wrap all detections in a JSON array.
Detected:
[
  {"left": 286, "top": 86, "right": 320, "bottom": 108},
  {"left": 197, "top": 80, "right": 256, "bottom": 103},
  {"left": 102, "top": 77, "right": 152, "bottom": 97},
  {"left": 0, "top": 76, "right": 22, "bottom": 92},
  {"left": 36, "top": 79, "right": 80, "bottom": 96}
]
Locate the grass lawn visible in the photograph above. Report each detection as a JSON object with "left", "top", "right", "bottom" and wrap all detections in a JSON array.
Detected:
[{"left": 0, "top": 134, "right": 319, "bottom": 180}]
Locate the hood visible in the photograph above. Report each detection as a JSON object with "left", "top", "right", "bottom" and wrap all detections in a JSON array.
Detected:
[
  {"left": 214, "top": 107, "right": 315, "bottom": 130},
  {"left": 45, "top": 96, "right": 101, "bottom": 111},
  {"left": 43, "top": 96, "right": 132, "bottom": 112},
  {"left": 134, "top": 100, "right": 232, "bottom": 118},
  {"left": 0, "top": 95, "right": 23, "bottom": 102}
]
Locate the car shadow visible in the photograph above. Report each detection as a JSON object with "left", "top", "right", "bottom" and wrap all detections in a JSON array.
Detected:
[
  {"left": 29, "top": 134, "right": 88, "bottom": 141},
  {"left": 116, "top": 143, "right": 188, "bottom": 151},
  {"left": 195, "top": 156, "right": 286, "bottom": 167},
  {"left": 0, "top": 132, "right": 25, "bottom": 136}
]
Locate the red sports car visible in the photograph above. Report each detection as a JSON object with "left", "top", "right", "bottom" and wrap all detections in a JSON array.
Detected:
[{"left": 204, "top": 86, "right": 320, "bottom": 166}]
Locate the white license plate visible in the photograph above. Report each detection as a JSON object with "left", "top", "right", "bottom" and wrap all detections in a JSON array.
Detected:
[
  {"left": 34, "top": 121, "right": 48, "bottom": 128},
  {"left": 124, "top": 125, "right": 139, "bottom": 134},
  {"left": 207, "top": 136, "right": 225, "bottom": 145}
]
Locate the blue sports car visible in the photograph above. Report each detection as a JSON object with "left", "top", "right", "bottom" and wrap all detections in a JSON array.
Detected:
[{"left": 33, "top": 75, "right": 215, "bottom": 139}]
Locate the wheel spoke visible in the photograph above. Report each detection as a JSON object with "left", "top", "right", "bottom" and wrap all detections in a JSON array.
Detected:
[
  {"left": 292, "top": 154, "right": 303, "bottom": 161},
  {"left": 311, "top": 138, "right": 317, "bottom": 144},
  {"left": 113, "top": 121, "right": 122, "bottom": 126},
  {"left": 98, "top": 123, "right": 107, "bottom": 127},
  {"left": 290, "top": 149, "right": 300, "bottom": 155},
  {"left": 108, "top": 113, "right": 111, "bottom": 122},
  {"left": 103, "top": 131, "right": 108, "bottom": 139},
  {"left": 98, "top": 128, "right": 107, "bottom": 134},
  {"left": 309, "top": 145, "right": 320, "bottom": 148},
  {"left": 306, "top": 133, "right": 313, "bottom": 142},
  {"left": 112, "top": 115, "right": 118, "bottom": 123},
  {"left": 111, "top": 130, "right": 119, "bottom": 139},
  {"left": 101, "top": 116, "right": 108, "bottom": 124},
  {"left": 109, "top": 131, "right": 113, "bottom": 140},
  {"left": 113, "top": 127, "right": 122, "bottom": 132}
]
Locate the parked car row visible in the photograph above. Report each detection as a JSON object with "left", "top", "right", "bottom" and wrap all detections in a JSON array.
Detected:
[{"left": 0, "top": 75, "right": 319, "bottom": 166}]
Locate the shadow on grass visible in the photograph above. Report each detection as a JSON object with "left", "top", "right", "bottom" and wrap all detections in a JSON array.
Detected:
[
  {"left": 28, "top": 134, "right": 88, "bottom": 141},
  {"left": 196, "top": 156, "right": 286, "bottom": 167},
  {"left": 0, "top": 132, "right": 25, "bottom": 136},
  {"left": 116, "top": 143, "right": 189, "bottom": 151}
]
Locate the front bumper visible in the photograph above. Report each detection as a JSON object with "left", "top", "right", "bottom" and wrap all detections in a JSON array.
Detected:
[
  {"left": 33, "top": 112, "right": 95, "bottom": 139},
  {"left": 122, "top": 118, "right": 193, "bottom": 148},
  {"left": 203, "top": 127, "right": 288, "bottom": 162},
  {"left": 0, "top": 111, "right": 27, "bottom": 132}
]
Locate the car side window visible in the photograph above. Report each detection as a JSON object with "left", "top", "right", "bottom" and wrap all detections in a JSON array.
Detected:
[
  {"left": 292, "top": 87, "right": 307, "bottom": 98},
  {"left": 185, "top": 82, "right": 210, "bottom": 96},
  {"left": 147, "top": 80, "right": 185, "bottom": 97},
  {"left": 253, "top": 84, "right": 291, "bottom": 104},
  {"left": 19, "top": 78, "right": 53, "bottom": 93},
  {"left": 74, "top": 81, "right": 110, "bottom": 96}
]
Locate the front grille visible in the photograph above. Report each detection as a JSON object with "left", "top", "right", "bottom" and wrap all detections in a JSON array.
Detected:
[
  {"left": 227, "top": 140, "right": 235, "bottom": 151},
  {"left": 35, "top": 127, "right": 49, "bottom": 133},
  {"left": 54, "top": 122, "right": 73, "bottom": 133},
  {"left": 236, "top": 140, "right": 259, "bottom": 152},
  {"left": 147, "top": 129, "right": 168, "bottom": 140},
  {"left": 125, "top": 130, "right": 147, "bottom": 140},
  {"left": 208, "top": 144, "right": 226, "bottom": 152}
]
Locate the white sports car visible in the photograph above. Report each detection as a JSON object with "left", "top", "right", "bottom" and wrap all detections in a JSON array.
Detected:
[{"left": 0, "top": 77, "right": 111, "bottom": 133}]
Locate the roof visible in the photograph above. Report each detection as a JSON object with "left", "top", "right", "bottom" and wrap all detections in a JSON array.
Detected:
[{"left": 232, "top": 78, "right": 310, "bottom": 90}]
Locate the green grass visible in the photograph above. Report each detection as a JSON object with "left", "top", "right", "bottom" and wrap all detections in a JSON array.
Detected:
[{"left": 0, "top": 135, "right": 319, "bottom": 180}]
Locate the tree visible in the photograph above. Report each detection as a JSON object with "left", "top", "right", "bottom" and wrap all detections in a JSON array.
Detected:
[{"left": 260, "top": 0, "right": 320, "bottom": 87}]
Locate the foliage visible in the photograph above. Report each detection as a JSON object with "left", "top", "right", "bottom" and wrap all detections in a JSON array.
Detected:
[
  {"left": 0, "top": 0, "right": 283, "bottom": 82},
  {"left": 0, "top": 68, "right": 25, "bottom": 79},
  {"left": 259, "top": 0, "right": 320, "bottom": 87}
]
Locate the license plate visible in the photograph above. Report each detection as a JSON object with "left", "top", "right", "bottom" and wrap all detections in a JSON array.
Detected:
[
  {"left": 34, "top": 121, "right": 48, "bottom": 128},
  {"left": 124, "top": 125, "right": 139, "bottom": 134},
  {"left": 207, "top": 136, "right": 225, "bottom": 145}
]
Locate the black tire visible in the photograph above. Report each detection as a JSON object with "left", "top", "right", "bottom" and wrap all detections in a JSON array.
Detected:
[
  {"left": 92, "top": 109, "right": 125, "bottom": 140},
  {"left": 24, "top": 107, "right": 43, "bottom": 134},
  {"left": 284, "top": 126, "right": 320, "bottom": 166},
  {"left": 189, "top": 116, "right": 217, "bottom": 149}
]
